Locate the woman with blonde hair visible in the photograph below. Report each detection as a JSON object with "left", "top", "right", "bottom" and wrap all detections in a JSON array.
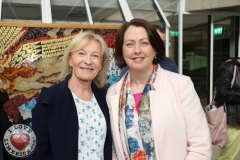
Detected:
[{"left": 29, "top": 31, "right": 112, "bottom": 160}]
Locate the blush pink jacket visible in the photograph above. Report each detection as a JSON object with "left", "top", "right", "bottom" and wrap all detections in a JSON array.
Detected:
[{"left": 106, "top": 67, "right": 212, "bottom": 160}]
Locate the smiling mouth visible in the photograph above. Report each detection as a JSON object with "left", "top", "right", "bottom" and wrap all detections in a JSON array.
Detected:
[
  {"left": 80, "top": 67, "right": 94, "bottom": 71},
  {"left": 132, "top": 57, "right": 144, "bottom": 61}
]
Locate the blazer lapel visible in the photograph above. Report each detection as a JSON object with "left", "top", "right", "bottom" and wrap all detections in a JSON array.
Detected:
[
  {"left": 108, "top": 77, "right": 129, "bottom": 160},
  {"left": 149, "top": 67, "right": 177, "bottom": 158}
]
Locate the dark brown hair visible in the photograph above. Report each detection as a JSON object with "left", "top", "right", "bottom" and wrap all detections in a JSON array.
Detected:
[{"left": 114, "top": 18, "right": 165, "bottom": 68}]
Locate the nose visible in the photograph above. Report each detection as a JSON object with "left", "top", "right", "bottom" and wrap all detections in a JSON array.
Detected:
[
  {"left": 83, "top": 54, "right": 92, "bottom": 64},
  {"left": 134, "top": 42, "right": 141, "bottom": 54}
]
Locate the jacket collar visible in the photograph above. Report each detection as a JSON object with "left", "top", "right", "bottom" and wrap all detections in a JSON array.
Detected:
[{"left": 109, "top": 66, "right": 167, "bottom": 159}]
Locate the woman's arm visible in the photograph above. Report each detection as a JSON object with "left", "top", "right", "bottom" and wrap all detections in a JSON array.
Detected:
[{"left": 27, "top": 93, "right": 50, "bottom": 160}]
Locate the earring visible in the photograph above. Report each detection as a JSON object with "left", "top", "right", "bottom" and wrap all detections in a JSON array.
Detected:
[{"left": 154, "top": 53, "right": 157, "bottom": 59}]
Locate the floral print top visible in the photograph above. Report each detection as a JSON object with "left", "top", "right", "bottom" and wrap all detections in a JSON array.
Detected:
[{"left": 72, "top": 92, "right": 106, "bottom": 160}]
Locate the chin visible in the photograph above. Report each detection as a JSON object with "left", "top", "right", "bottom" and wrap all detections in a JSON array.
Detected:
[
  {"left": 75, "top": 76, "right": 94, "bottom": 82},
  {"left": 129, "top": 65, "right": 146, "bottom": 71},
  {"left": 81, "top": 77, "right": 95, "bottom": 81}
]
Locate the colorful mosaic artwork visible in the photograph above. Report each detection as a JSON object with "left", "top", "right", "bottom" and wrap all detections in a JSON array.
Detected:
[{"left": 0, "top": 26, "right": 120, "bottom": 125}]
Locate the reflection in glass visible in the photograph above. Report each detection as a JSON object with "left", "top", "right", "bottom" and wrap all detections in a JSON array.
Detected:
[
  {"left": 51, "top": 0, "right": 88, "bottom": 23},
  {"left": 182, "top": 14, "right": 209, "bottom": 106},
  {"left": 213, "top": 17, "right": 233, "bottom": 84},
  {"left": 88, "top": 0, "right": 124, "bottom": 24},
  {"left": 2, "top": 0, "right": 41, "bottom": 22},
  {"left": 127, "top": 0, "right": 161, "bottom": 24}
]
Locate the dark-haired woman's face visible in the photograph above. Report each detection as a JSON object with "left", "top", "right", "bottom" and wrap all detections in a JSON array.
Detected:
[{"left": 122, "top": 26, "right": 155, "bottom": 72}]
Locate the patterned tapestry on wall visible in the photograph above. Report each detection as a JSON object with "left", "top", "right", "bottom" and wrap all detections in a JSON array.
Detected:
[{"left": 0, "top": 26, "right": 120, "bottom": 126}]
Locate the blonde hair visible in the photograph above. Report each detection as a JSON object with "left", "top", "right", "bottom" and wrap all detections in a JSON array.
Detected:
[{"left": 59, "top": 31, "right": 109, "bottom": 88}]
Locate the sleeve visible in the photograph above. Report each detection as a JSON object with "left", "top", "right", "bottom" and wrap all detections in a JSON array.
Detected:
[
  {"left": 159, "top": 57, "right": 178, "bottom": 73},
  {"left": 27, "top": 93, "right": 50, "bottom": 160},
  {"left": 167, "top": 58, "right": 178, "bottom": 73},
  {"left": 181, "top": 77, "right": 212, "bottom": 160},
  {"left": 120, "top": 67, "right": 128, "bottom": 77},
  {"left": 215, "top": 60, "right": 240, "bottom": 105}
]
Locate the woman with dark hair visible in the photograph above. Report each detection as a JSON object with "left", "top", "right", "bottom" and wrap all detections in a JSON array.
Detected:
[
  {"left": 107, "top": 18, "right": 211, "bottom": 160},
  {"left": 119, "top": 24, "right": 178, "bottom": 78}
]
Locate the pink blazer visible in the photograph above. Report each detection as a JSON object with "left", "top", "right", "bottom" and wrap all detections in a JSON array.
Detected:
[{"left": 106, "top": 67, "right": 212, "bottom": 160}]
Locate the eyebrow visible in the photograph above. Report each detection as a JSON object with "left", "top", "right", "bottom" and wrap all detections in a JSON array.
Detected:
[{"left": 79, "top": 49, "right": 100, "bottom": 54}]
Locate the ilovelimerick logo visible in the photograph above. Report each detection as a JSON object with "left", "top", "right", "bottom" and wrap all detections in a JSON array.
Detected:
[{"left": 3, "top": 124, "right": 36, "bottom": 158}]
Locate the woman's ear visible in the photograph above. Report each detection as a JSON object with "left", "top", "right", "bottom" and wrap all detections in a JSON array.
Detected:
[{"left": 68, "top": 54, "right": 73, "bottom": 67}]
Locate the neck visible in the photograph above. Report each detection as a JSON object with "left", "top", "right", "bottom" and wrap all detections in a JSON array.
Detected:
[
  {"left": 129, "top": 65, "right": 153, "bottom": 93},
  {"left": 68, "top": 76, "right": 93, "bottom": 101}
]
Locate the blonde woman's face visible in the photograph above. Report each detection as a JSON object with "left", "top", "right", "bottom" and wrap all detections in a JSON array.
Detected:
[{"left": 69, "top": 40, "right": 103, "bottom": 82}]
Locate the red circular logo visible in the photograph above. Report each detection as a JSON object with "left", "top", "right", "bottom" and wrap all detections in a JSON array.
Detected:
[{"left": 3, "top": 124, "right": 36, "bottom": 158}]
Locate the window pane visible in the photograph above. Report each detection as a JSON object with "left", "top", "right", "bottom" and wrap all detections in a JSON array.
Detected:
[
  {"left": 51, "top": 0, "right": 88, "bottom": 23},
  {"left": 157, "top": 0, "right": 178, "bottom": 13},
  {"left": 182, "top": 14, "right": 209, "bottom": 106},
  {"left": 88, "top": 0, "right": 124, "bottom": 24},
  {"left": 213, "top": 16, "right": 233, "bottom": 83},
  {"left": 2, "top": 0, "right": 41, "bottom": 22},
  {"left": 127, "top": 0, "right": 162, "bottom": 24}
]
